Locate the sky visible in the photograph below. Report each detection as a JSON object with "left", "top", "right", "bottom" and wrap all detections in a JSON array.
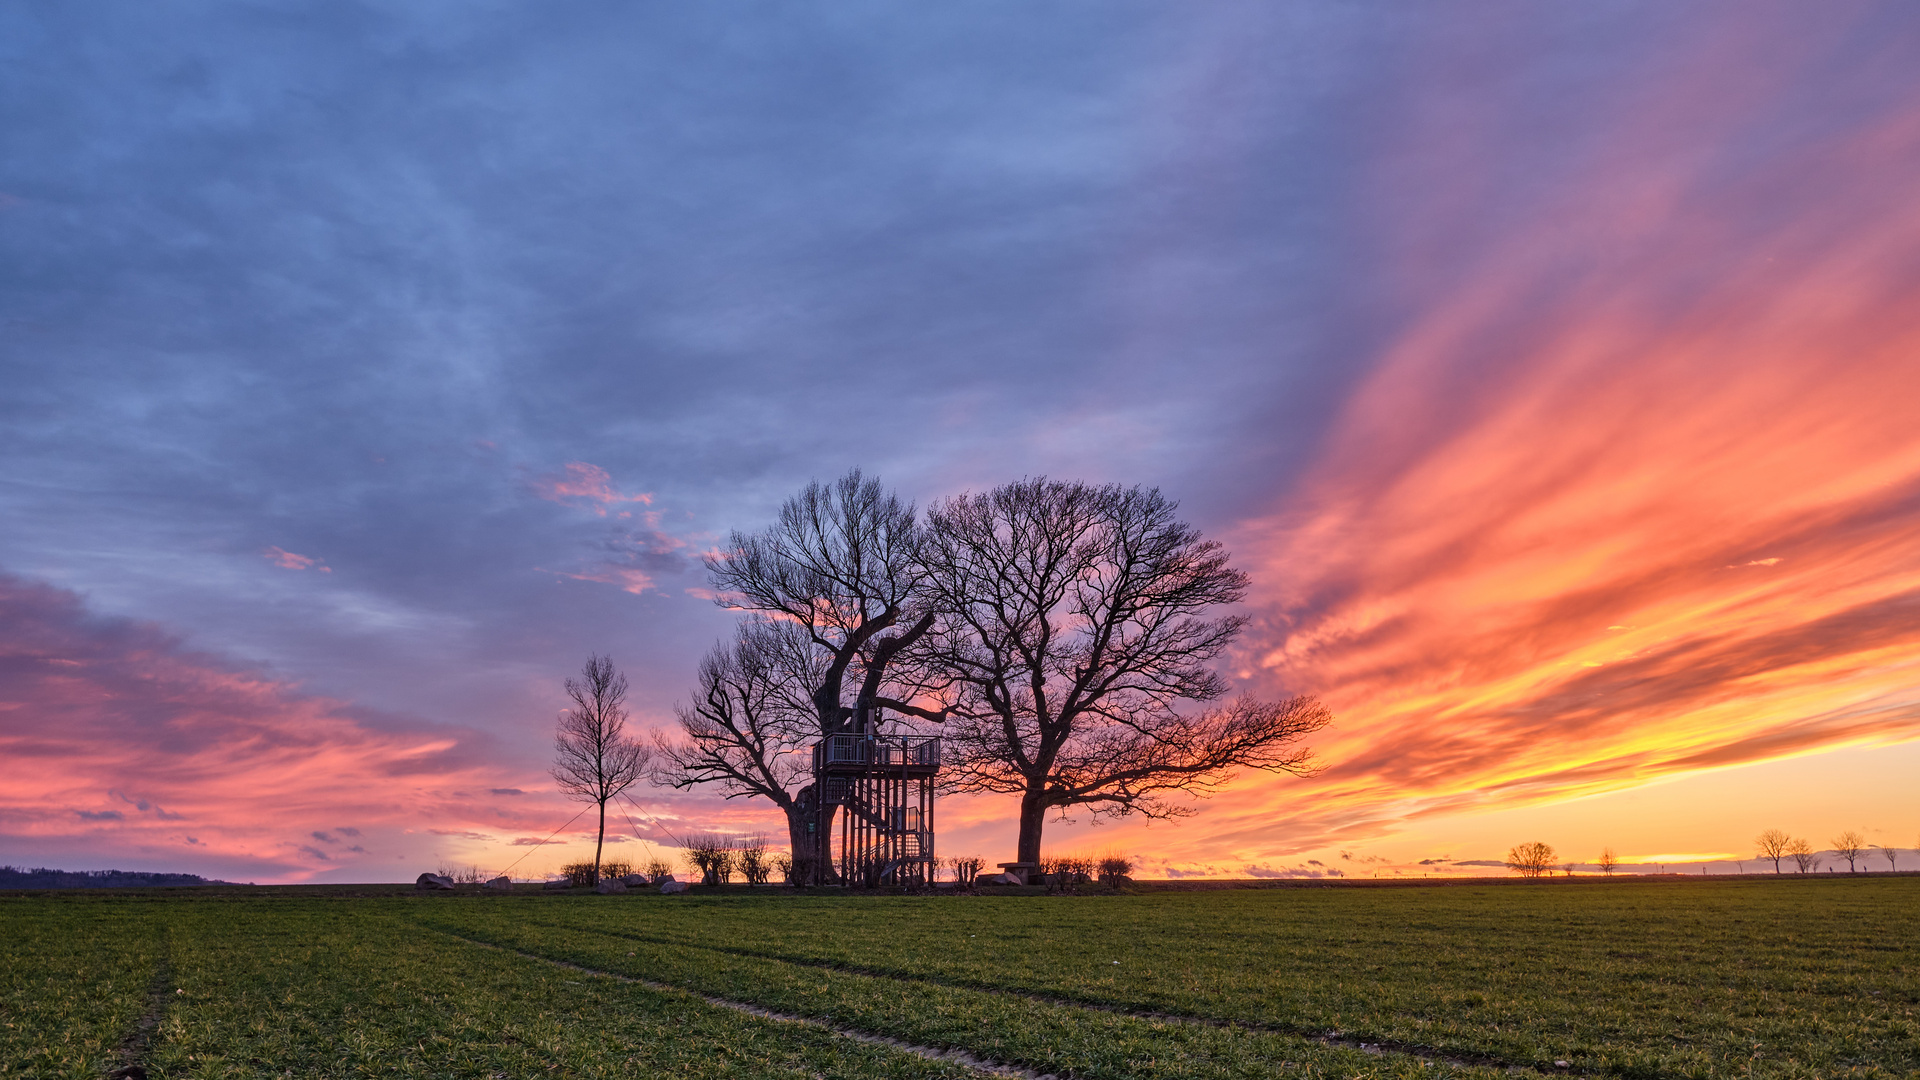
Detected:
[{"left": 3, "top": 2, "right": 1918, "bottom": 883}]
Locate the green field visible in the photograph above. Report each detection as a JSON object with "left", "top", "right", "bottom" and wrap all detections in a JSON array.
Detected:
[{"left": 4, "top": 877, "right": 1914, "bottom": 1079}]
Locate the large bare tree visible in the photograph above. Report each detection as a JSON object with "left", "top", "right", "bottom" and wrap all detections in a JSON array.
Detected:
[
  {"left": 552, "top": 654, "right": 651, "bottom": 886},
  {"left": 692, "top": 470, "right": 936, "bottom": 882},
  {"left": 913, "top": 479, "right": 1330, "bottom": 868},
  {"left": 653, "top": 619, "right": 822, "bottom": 861}
]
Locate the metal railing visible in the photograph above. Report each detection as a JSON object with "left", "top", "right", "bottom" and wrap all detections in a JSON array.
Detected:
[{"left": 817, "top": 733, "right": 941, "bottom": 768}]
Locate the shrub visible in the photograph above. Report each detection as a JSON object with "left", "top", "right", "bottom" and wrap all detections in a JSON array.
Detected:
[
  {"left": 559, "top": 862, "right": 598, "bottom": 888},
  {"left": 437, "top": 864, "right": 491, "bottom": 885},
  {"left": 599, "top": 861, "right": 634, "bottom": 881},
  {"left": 645, "top": 859, "right": 676, "bottom": 882},
  {"left": 737, "top": 836, "right": 772, "bottom": 885},
  {"left": 683, "top": 834, "right": 738, "bottom": 885},
  {"left": 947, "top": 855, "right": 982, "bottom": 886},
  {"left": 1096, "top": 853, "right": 1134, "bottom": 886}
]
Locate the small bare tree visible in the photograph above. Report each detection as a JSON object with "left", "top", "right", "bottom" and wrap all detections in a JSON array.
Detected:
[
  {"left": 1506, "top": 841, "right": 1557, "bottom": 878},
  {"left": 1831, "top": 831, "right": 1865, "bottom": 873},
  {"left": 552, "top": 655, "right": 651, "bottom": 886},
  {"left": 1596, "top": 848, "right": 1618, "bottom": 876},
  {"left": 1754, "top": 828, "right": 1791, "bottom": 873},
  {"left": 1787, "top": 837, "right": 1818, "bottom": 873},
  {"left": 947, "top": 855, "right": 982, "bottom": 886},
  {"left": 917, "top": 480, "right": 1330, "bottom": 867},
  {"left": 1881, "top": 845, "right": 1899, "bottom": 873},
  {"left": 737, "top": 835, "right": 772, "bottom": 885}
]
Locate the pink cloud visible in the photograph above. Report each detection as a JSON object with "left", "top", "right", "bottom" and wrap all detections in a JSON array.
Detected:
[
  {"left": 263, "top": 546, "right": 329, "bottom": 572},
  {"left": 0, "top": 574, "right": 562, "bottom": 881},
  {"left": 529, "top": 462, "right": 654, "bottom": 516}
]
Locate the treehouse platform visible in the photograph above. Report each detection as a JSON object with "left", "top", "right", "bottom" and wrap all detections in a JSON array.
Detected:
[{"left": 812, "top": 732, "right": 941, "bottom": 887}]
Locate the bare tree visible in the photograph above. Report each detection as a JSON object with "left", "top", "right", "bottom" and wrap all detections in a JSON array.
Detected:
[
  {"left": 695, "top": 470, "right": 935, "bottom": 883},
  {"left": 1787, "top": 837, "right": 1818, "bottom": 873},
  {"left": 1596, "top": 848, "right": 1618, "bottom": 876},
  {"left": 915, "top": 480, "right": 1330, "bottom": 868},
  {"left": 653, "top": 620, "right": 821, "bottom": 863},
  {"left": 1506, "top": 841, "right": 1557, "bottom": 878},
  {"left": 1754, "top": 828, "right": 1792, "bottom": 873},
  {"left": 1831, "top": 830, "right": 1865, "bottom": 873},
  {"left": 551, "top": 655, "right": 651, "bottom": 886},
  {"left": 1875, "top": 845, "right": 1898, "bottom": 873}
]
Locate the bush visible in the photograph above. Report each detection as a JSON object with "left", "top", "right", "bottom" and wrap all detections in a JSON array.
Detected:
[
  {"left": 645, "top": 859, "right": 675, "bottom": 882},
  {"left": 737, "top": 836, "right": 772, "bottom": 885},
  {"left": 1096, "top": 853, "right": 1134, "bottom": 886},
  {"left": 559, "top": 862, "right": 598, "bottom": 888},
  {"left": 599, "top": 861, "right": 634, "bottom": 881},
  {"left": 684, "top": 834, "right": 738, "bottom": 886},
  {"left": 1040, "top": 854, "right": 1095, "bottom": 892},
  {"left": 947, "top": 855, "right": 982, "bottom": 886},
  {"left": 437, "top": 864, "right": 491, "bottom": 885}
]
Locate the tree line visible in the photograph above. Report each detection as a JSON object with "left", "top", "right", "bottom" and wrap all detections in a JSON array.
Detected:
[{"left": 548, "top": 470, "right": 1332, "bottom": 886}]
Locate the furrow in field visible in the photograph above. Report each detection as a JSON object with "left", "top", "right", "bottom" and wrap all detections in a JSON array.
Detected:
[
  {"left": 436, "top": 928, "right": 1048, "bottom": 1080},
  {"left": 421, "top": 912, "right": 1516, "bottom": 1080},
  {"left": 513, "top": 914, "right": 1542, "bottom": 1076}
]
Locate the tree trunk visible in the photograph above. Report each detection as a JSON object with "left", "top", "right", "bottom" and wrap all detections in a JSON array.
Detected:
[
  {"left": 593, "top": 800, "right": 606, "bottom": 885},
  {"left": 1015, "top": 789, "right": 1047, "bottom": 867}
]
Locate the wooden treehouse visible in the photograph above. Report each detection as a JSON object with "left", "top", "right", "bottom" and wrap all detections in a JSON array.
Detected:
[{"left": 812, "top": 727, "right": 941, "bottom": 886}]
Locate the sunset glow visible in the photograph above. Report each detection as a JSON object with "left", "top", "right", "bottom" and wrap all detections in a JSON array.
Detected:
[{"left": 3, "top": 5, "right": 1917, "bottom": 881}]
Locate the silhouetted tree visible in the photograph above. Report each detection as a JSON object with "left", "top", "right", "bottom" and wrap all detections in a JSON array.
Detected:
[
  {"left": 915, "top": 479, "right": 1330, "bottom": 868},
  {"left": 1831, "top": 830, "right": 1865, "bottom": 873},
  {"left": 690, "top": 470, "right": 935, "bottom": 884},
  {"left": 1506, "top": 841, "right": 1557, "bottom": 878},
  {"left": 1875, "top": 844, "right": 1898, "bottom": 872},
  {"left": 654, "top": 620, "right": 820, "bottom": 868},
  {"left": 551, "top": 655, "right": 651, "bottom": 886},
  {"left": 1787, "top": 837, "right": 1818, "bottom": 873},
  {"left": 1596, "top": 847, "right": 1618, "bottom": 876},
  {"left": 1755, "top": 828, "right": 1792, "bottom": 873}
]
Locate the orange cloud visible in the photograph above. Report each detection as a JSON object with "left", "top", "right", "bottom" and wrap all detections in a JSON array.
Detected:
[{"left": 1186, "top": 67, "right": 1920, "bottom": 862}]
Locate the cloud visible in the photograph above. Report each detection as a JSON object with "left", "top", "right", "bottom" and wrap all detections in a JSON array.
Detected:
[
  {"left": 0, "top": 573, "right": 554, "bottom": 881},
  {"left": 1202, "top": 42, "right": 1920, "bottom": 858},
  {"left": 489, "top": 789, "right": 525, "bottom": 797},
  {"left": 263, "top": 547, "right": 330, "bottom": 573},
  {"left": 529, "top": 463, "right": 654, "bottom": 516}
]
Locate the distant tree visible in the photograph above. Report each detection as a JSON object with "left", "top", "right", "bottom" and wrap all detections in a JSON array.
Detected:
[
  {"left": 1787, "top": 837, "right": 1818, "bottom": 873},
  {"left": 917, "top": 479, "right": 1331, "bottom": 868},
  {"left": 551, "top": 655, "right": 652, "bottom": 886},
  {"left": 736, "top": 835, "right": 772, "bottom": 885},
  {"left": 1754, "top": 828, "right": 1792, "bottom": 873},
  {"left": 1831, "top": 831, "right": 1866, "bottom": 873},
  {"left": 1596, "top": 848, "right": 1619, "bottom": 876},
  {"left": 1506, "top": 841, "right": 1557, "bottom": 878},
  {"left": 1874, "top": 845, "right": 1897, "bottom": 873}
]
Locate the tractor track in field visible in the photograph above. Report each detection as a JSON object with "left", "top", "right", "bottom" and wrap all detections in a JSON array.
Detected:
[
  {"left": 105, "top": 928, "right": 171, "bottom": 1080},
  {"left": 434, "top": 929, "right": 1054, "bottom": 1080},
  {"left": 447, "top": 919, "right": 1595, "bottom": 1079}
]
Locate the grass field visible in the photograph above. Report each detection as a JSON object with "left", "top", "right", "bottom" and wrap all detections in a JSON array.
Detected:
[{"left": 4, "top": 876, "right": 1915, "bottom": 1079}]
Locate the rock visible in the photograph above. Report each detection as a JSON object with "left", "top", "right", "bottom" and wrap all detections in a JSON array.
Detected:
[
  {"left": 659, "top": 880, "right": 689, "bottom": 894},
  {"left": 978, "top": 872, "right": 1021, "bottom": 886},
  {"left": 653, "top": 873, "right": 676, "bottom": 885},
  {"left": 484, "top": 876, "right": 513, "bottom": 891},
  {"left": 415, "top": 872, "right": 455, "bottom": 890},
  {"left": 594, "top": 878, "right": 628, "bottom": 894},
  {"left": 542, "top": 879, "right": 571, "bottom": 890},
  {"left": 621, "top": 873, "right": 650, "bottom": 887}
]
